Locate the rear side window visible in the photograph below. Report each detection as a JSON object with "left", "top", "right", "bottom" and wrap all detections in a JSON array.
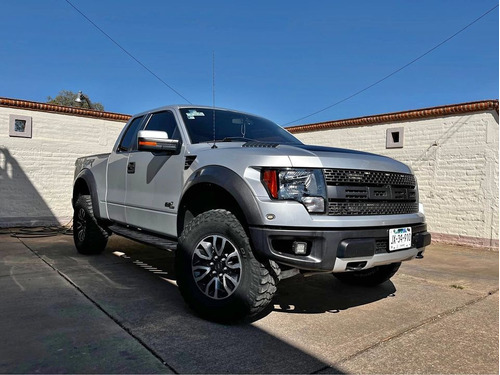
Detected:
[
  {"left": 145, "top": 111, "right": 181, "bottom": 141},
  {"left": 118, "top": 116, "right": 144, "bottom": 152}
]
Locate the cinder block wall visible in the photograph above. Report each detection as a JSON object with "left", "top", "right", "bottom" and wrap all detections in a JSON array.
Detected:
[
  {"left": 0, "top": 105, "right": 127, "bottom": 227},
  {"left": 291, "top": 111, "right": 499, "bottom": 247}
]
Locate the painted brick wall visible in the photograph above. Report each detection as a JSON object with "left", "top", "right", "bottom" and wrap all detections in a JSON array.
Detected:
[
  {"left": 1, "top": 102, "right": 498, "bottom": 247},
  {"left": 0, "top": 106, "right": 126, "bottom": 227},
  {"left": 292, "top": 111, "right": 499, "bottom": 247}
]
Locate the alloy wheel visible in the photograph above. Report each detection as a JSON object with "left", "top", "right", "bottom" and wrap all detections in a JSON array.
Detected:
[
  {"left": 191, "top": 235, "right": 242, "bottom": 300},
  {"left": 76, "top": 208, "right": 86, "bottom": 242}
]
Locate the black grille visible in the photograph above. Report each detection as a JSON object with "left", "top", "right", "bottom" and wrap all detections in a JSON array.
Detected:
[
  {"left": 375, "top": 240, "right": 388, "bottom": 254},
  {"left": 324, "top": 168, "right": 418, "bottom": 216},
  {"left": 327, "top": 201, "right": 418, "bottom": 216},
  {"left": 242, "top": 142, "right": 279, "bottom": 148},
  {"left": 324, "top": 169, "right": 416, "bottom": 187},
  {"left": 184, "top": 156, "right": 197, "bottom": 170}
]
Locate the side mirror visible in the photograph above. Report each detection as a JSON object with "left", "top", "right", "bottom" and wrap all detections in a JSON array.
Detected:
[{"left": 137, "top": 130, "right": 180, "bottom": 153}]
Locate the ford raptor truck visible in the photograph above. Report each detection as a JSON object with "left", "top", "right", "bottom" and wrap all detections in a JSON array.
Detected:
[{"left": 72, "top": 105, "right": 431, "bottom": 322}]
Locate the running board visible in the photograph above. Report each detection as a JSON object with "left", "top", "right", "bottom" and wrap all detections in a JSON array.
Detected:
[{"left": 108, "top": 225, "right": 177, "bottom": 251}]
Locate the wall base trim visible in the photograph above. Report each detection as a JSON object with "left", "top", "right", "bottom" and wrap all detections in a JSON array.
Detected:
[
  {"left": 431, "top": 232, "right": 499, "bottom": 249},
  {"left": 0, "top": 216, "right": 71, "bottom": 229}
]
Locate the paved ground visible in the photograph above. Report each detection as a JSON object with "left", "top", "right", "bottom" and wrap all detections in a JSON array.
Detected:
[{"left": 0, "top": 232, "right": 497, "bottom": 374}]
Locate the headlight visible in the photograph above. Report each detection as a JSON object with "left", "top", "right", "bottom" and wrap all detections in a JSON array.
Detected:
[{"left": 261, "top": 168, "right": 326, "bottom": 213}]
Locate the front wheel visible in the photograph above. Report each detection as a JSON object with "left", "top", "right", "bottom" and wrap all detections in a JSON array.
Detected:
[
  {"left": 333, "top": 262, "right": 401, "bottom": 287},
  {"left": 175, "top": 209, "right": 278, "bottom": 322}
]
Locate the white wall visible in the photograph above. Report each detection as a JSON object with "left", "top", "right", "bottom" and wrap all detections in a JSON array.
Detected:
[
  {"left": 292, "top": 111, "right": 499, "bottom": 247},
  {"left": 0, "top": 106, "right": 126, "bottom": 227},
  {"left": 1, "top": 103, "right": 498, "bottom": 248}
]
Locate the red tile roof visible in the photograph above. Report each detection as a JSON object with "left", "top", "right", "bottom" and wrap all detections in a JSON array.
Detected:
[
  {"left": 2, "top": 97, "right": 498, "bottom": 130},
  {"left": 0, "top": 97, "right": 131, "bottom": 122},
  {"left": 286, "top": 100, "right": 499, "bottom": 134}
]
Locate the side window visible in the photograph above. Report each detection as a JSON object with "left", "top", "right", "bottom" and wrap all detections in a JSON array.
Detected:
[
  {"left": 118, "top": 116, "right": 144, "bottom": 152},
  {"left": 145, "top": 111, "right": 181, "bottom": 141}
]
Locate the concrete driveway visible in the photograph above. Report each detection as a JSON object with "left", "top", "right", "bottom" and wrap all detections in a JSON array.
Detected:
[{"left": 0, "top": 232, "right": 497, "bottom": 374}]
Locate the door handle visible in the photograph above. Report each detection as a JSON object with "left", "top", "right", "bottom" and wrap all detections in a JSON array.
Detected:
[{"left": 127, "top": 162, "right": 135, "bottom": 174}]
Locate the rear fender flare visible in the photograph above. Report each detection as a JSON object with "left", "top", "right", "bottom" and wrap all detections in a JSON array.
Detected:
[{"left": 73, "top": 169, "right": 102, "bottom": 219}]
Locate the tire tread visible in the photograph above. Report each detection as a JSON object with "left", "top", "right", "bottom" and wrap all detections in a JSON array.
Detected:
[
  {"left": 73, "top": 195, "right": 108, "bottom": 255},
  {"left": 176, "top": 209, "right": 278, "bottom": 322}
]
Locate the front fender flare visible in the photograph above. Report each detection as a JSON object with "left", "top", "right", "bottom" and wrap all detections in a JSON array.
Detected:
[{"left": 179, "top": 165, "right": 264, "bottom": 227}]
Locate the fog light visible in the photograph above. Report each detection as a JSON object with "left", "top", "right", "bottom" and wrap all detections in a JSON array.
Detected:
[{"left": 293, "top": 241, "right": 308, "bottom": 255}]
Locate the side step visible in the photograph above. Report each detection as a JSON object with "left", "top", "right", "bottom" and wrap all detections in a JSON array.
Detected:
[{"left": 108, "top": 224, "right": 177, "bottom": 251}]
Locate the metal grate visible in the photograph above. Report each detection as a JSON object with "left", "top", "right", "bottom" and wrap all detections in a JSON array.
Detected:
[
  {"left": 375, "top": 240, "right": 388, "bottom": 254},
  {"left": 324, "top": 169, "right": 416, "bottom": 187},
  {"left": 242, "top": 142, "right": 279, "bottom": 148},
  {"left": 184, "top": 156, "right": 197, "bottom": 170},
  {"left": 327, "top": 201, "right": 419, "bottom": 216},
  {"left": 323, "top": 168, "right": 418, "bottom": 216}
]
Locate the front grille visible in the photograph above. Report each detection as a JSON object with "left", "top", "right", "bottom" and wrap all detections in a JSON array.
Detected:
[
  {"left": 324, "top": 169, "right": 416, "bottom": 187},
  {"left": 324, "top": 168, "right": 418, "bottom": 216}
]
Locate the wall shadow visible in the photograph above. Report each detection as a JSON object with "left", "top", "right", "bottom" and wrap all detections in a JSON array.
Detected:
[
  {"left": 412, "top": 115, "right": 472, "bottom": 167},
  {"left": 0, "top": 147, "right": 60, "bottom": 228}
]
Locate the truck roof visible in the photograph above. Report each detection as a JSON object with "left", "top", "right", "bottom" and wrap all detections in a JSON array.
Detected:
[{"left": 131, "top": 105, "right": 267, "bottom": 121}]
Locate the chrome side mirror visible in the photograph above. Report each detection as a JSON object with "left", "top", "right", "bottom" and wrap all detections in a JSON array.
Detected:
[{"left": 137, "top": 130, "right": 180, "bottom": 154}]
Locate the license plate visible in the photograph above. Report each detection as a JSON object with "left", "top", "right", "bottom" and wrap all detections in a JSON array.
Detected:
[{"left": 389, "top": 227, "right": 412, "bottom": 251}]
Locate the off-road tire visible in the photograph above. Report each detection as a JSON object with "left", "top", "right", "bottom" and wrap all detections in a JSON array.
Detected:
[
  {"left": 333, "top": 262, "right": 401, "bottom": 287},
  {"left": 175, "top": 209, "right": 278, "bottom": 323},
  {"left": 73, "top": 195, "right": 108, "bottom": 255}
]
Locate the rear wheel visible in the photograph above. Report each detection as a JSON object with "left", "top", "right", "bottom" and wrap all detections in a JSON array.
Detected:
[
  {"left": 73, "top": 195, "right": 108, "bottom": 255},
  {"left": 333, "top": 262, "right": 401, "bottom": 286},
  {"left": 175, "top": 209, "right": 278, "bottom": 322}
]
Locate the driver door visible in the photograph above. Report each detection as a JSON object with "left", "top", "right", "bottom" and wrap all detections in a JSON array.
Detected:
[
  {"left": 124, "top": 110, "right": 185, "bottom": 237},
  {"left": 106, "top": 115, "right": 144, "bottom": 223}
]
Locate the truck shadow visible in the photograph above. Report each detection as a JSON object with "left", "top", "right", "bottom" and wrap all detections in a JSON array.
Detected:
[
  {"left": 272, "top": 274, "right": 396, "bottom": 315},
  {"left": 105, "top": 236, "right": 397, "bottom": 316}
]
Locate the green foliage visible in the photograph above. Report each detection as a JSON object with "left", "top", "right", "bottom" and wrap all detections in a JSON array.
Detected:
[{"left": 46, "top": 90, "right": 105, "bottom": 111}]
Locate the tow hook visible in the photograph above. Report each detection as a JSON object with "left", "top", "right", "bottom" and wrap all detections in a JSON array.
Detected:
[{"left": 416, "top": 251, "right": 424, "bottom": 259}]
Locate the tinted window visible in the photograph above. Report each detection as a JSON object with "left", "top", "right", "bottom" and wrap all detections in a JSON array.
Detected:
[
  {"left": 145, "top": 111, "right": 181, "bottom": 141},
  {"left": 118, "top": 116, "right": 144, "bottom": 151},
  {"left": 179, "top": 108, "right": 300, "bottom": 145}
]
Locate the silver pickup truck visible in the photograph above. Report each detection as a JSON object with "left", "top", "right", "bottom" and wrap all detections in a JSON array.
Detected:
[{"left": 72, "top": 105, "right": 431, "bottom": 322}]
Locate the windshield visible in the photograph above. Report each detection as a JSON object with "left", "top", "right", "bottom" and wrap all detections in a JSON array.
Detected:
[{"left": 180, "top": 108, "right": 301, "bottom": 145}]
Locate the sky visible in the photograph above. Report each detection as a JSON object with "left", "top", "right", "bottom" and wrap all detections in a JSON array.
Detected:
[{"left": 1, "top": 1, "right": 498, "bottom": 126}]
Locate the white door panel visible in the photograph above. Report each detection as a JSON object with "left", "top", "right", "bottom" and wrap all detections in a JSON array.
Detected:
[{"left": 125, "top": 151, "right": 184, "bottom": 236}]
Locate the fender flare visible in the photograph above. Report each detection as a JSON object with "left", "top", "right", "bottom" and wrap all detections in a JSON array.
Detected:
[
  {"left": 179, "top": 165, "right": 264, "bottom": 228},
  {"left": 73, "top": 169, "right": 102, "bottom": 220}
]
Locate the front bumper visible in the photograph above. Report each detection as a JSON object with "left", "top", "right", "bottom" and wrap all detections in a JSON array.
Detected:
[{"left": 249, "top": 223, "right": 431, "bottom": 272}]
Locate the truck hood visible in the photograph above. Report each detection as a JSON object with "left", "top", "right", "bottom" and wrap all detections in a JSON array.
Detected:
[
  {"left": 188, "top": 142, "right": 412, "bottom": 174},
  {"left": 283, "top": 144, "right": 411, "bottom": 174}
]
